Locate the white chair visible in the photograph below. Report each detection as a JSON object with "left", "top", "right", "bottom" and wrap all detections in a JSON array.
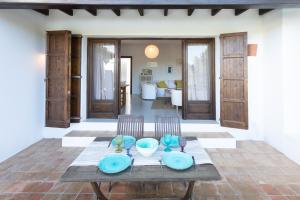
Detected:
[
  {"left": 171, "top": 89, "right": 182, "bottom": 112},
  {"left": 142, "top": 83, "right": 156, "bottom": 100},
  {"left": 156, "top": 88, "right": 166, "bottom": 97}
]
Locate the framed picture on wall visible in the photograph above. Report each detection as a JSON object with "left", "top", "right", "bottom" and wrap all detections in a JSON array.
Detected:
[
  {"left": 142, "top": 69, "right": 152, "bottom": 75},
  {"left": 168, "top": 66, "right": 173, "bottom": 74}
]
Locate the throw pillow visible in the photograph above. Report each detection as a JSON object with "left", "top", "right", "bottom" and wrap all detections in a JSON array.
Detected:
[
  {"left": 175, "top": 80, "right": 182, "bottom": 89},
  {"left": 167, "top": 80, "right": 176, "bottom": 89},
  {"left": 157, "top": 81, "right": 168, "bottom": 88}
]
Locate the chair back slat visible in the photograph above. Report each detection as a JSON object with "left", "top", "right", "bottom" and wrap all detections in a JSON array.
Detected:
[
  {"left": 117, "top": 115, "right": 144, "bottom": 137},
  {"left": 154, "top": 114, "right": 181, "bottom": 138}
]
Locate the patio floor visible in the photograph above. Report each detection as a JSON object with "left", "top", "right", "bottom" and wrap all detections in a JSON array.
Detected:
[{"left": 0, "top": 139, "right": 300, "bottom": 200}]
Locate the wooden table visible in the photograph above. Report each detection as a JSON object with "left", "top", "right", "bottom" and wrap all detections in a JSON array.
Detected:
[{"left": 61, "top": 137, "right": 221, "bottom": 200}]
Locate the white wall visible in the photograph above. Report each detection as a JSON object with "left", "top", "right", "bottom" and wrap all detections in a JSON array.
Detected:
[
  {"left": 43, "top": 9, "right": 265, "bottom": 139},
  {"left": 0, "top": 11, "right": 46, "bottom": 162},
  {"left": 121, "top": 40, "right": 182, "bottom": 94},
  {"left": 282, "top": 9, "right": 300, "bottom": 141},
  {"left": 261, "top": 9, "right": 300, "bottom": 164}
]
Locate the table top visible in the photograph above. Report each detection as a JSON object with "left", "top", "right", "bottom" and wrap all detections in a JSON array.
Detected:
[{"left": 61, "top": 137, "right": 221, "bottom": 183}]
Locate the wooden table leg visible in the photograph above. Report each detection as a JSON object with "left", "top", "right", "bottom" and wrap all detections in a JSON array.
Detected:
[
  {"left": 90, "top": 182, "right": 108, "bottom": 200},
  {"left": 182, "top": 181, "right": 195, "bottom": 200}
]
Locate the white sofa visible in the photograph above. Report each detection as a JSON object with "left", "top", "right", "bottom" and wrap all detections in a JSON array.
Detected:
[
  {"left": 155, "top": 80, "right": 177, "bottom": 97},
  {"left": 142, "top": 80, "right": 182, "bottom": 100},
  {"left": 142, "top": 83, "right": 156, "bottom": 100}
]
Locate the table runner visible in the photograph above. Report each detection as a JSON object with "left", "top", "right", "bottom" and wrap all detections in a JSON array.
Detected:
[{"left": 70, "top": 138, "right": 212, "bottom": 167}]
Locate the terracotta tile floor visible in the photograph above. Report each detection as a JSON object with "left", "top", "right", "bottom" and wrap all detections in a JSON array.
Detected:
[{"left": 1, "top": 139, "right": 300, "bottom": 200}]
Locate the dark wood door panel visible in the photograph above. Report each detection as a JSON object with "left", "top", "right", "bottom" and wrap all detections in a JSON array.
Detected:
[
  {"left": 70, "top": 35, "right": 82, "bottom": 123},
  {"left": 92, "top": 101, "right": 114, "bottom": 112},
  {"left": 71, "top": 57, "right": 81, "bottom": 75},
  {"left": 48, "top": 33, "right": 67, "bottom": 53},
  {"left": 45, "top": 30, "right": 71, "bottom": 128},
  {"left": 223, "top": 34, "right": 245, "bottom": 57},
  {"left": 47, "top": 56, "right": 68, "bottom": 78},
  {"left": 222, "top": 58, "right": 245, "bottom": 79},
  {"left": 46, "top": 100, "right": 69, "bottom": 128},
  {"left": 47, "top": 79, "right": 68, "bottom": 98},
  {"left": 222, "top": 101, "right": 246, "bottom": 121},
  {"left": 223, "top": 80, "right": 245, "bottom": 99},
  {"left": 187, "top": 102, "right": 211, "bottom": 113},
  {"left": 220, "top": 32, "right": 248, "bottom": 129}
]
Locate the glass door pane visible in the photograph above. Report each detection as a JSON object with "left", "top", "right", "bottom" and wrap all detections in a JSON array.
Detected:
[
  {"left": 92, "top": 43, "right": 116, "bottom": 100},
  {"left": 187, "top": 43, "right": 211, "bottom": 101}
]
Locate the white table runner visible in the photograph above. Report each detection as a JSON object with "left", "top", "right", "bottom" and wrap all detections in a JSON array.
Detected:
[{"left": 71, "top": 139, "right": 212, "bottom": 167}]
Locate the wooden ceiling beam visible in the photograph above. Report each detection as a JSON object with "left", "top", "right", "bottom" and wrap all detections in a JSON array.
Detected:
[
  {"left": 59, "top": 9, "right": 73, "bottom": 16},
  {"left": 211, "top": 9, "right": 221, "bottom": 16},
  {"left": 235, "top": 9, "right": 248, "bottom": 16},
  {"left": 259, "top": 9, "right": 274, "bottom": 15},
  {"left": 164, "top": 8, "right": 168, "bottom": 16},
  {"left": 85, "top": 8, "right": 97, "bottom": 16},
  {"left": 33, "top": 9, "right": 49, "bottom": 16},
  {"left": 187, "top": 8, "right": 194, "bottom": 16},
  {"left": 1, "top": 0, "right": 300, "bottom": 9},
  {"left": 112, "top": 8, "right": 121, "bottom": 16},
  {"left": 1, "top": 0, "right": 300, "bottom": 8},
  {"left": 138, "top": 8, "right": 144, "bottom": 16}
]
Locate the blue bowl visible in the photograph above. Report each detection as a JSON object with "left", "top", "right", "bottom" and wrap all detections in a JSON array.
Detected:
[{"left": 136, "top": 138, "right": 159, "bottom": 157}]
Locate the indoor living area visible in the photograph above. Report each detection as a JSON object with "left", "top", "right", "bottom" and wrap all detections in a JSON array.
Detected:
[{"left": 119, "top": 40, "right": 184, "bottom": 121}]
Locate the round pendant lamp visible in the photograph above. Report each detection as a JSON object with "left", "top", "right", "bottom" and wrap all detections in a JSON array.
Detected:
[{"left": 145, "top": 44, "right": 159, "bottom": 59}]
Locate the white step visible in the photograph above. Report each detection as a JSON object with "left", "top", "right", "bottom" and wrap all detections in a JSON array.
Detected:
[
  {"left": 45, "top": 121, "right": 249, "bottom": 141},
  {"left": 62, "top": 131, "right": 236, "bottom": 149}
]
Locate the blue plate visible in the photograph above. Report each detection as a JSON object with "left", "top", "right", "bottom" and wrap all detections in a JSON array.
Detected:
[
  {"left": 111, "top": 135, "right": 136, "bottom": 147},
  {"left": 98, "top": 154, "right": 131, "bottom": 174},
  {"left": 160, "top": 136, "right": 179, "bottom": 148},
  {"left": 162, "top": 152, "right": 193, "bottom": 170}
]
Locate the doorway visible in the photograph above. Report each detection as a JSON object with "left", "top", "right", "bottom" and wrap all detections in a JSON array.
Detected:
[
  {"left": 87, "top": 38, "right": 215, "bottom": 120},
  {"left": 120, "top": 56, "right": 132, "bottom": 95}
]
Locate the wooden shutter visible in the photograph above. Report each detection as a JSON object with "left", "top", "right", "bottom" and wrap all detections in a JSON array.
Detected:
[
  {"left": 70, "top": 35, "right": 82, "bottom": 123},
  {"left": 220, "top": 32, "right": 248, "bottom": 129},
  {"left": 45, "top": 31, "right": 71, "bottom": 128}
]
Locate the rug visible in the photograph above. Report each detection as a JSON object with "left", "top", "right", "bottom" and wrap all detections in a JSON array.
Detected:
[{"left": 151, "top": 98, "right": 174, "bottom": 110}]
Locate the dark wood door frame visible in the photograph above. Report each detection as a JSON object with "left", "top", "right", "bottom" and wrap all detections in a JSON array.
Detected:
[
  {"left": 182, "top": 38, "right": 216, "bottom": 120},
  {"left": 120, "top": 56, "right": 133, "bottom": 95},
  {"left": 87, "top": 38, "right": 120, "bottom": 118},
  {"left": 70, "top": 34, "right": 82, "bottom": 123},
  {"left": 87, "top": 37, "right": 216, "bottom": 120}
]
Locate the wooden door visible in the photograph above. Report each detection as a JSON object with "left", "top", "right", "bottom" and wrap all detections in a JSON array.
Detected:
[
  {"left": 220, "top": 32, "right": 248, "bottom": 129},
  {"left": 70, "top": 35, "right": 82, "bottom": 123},
  {"left": 87, "top": 39, "right": 120, "bottom": 118},
  {"left": 183, "top": 39, "right": 215, "bottom": 120},
  {"left": 45, "top": 31, "right": 71, "bottom": 128}
]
